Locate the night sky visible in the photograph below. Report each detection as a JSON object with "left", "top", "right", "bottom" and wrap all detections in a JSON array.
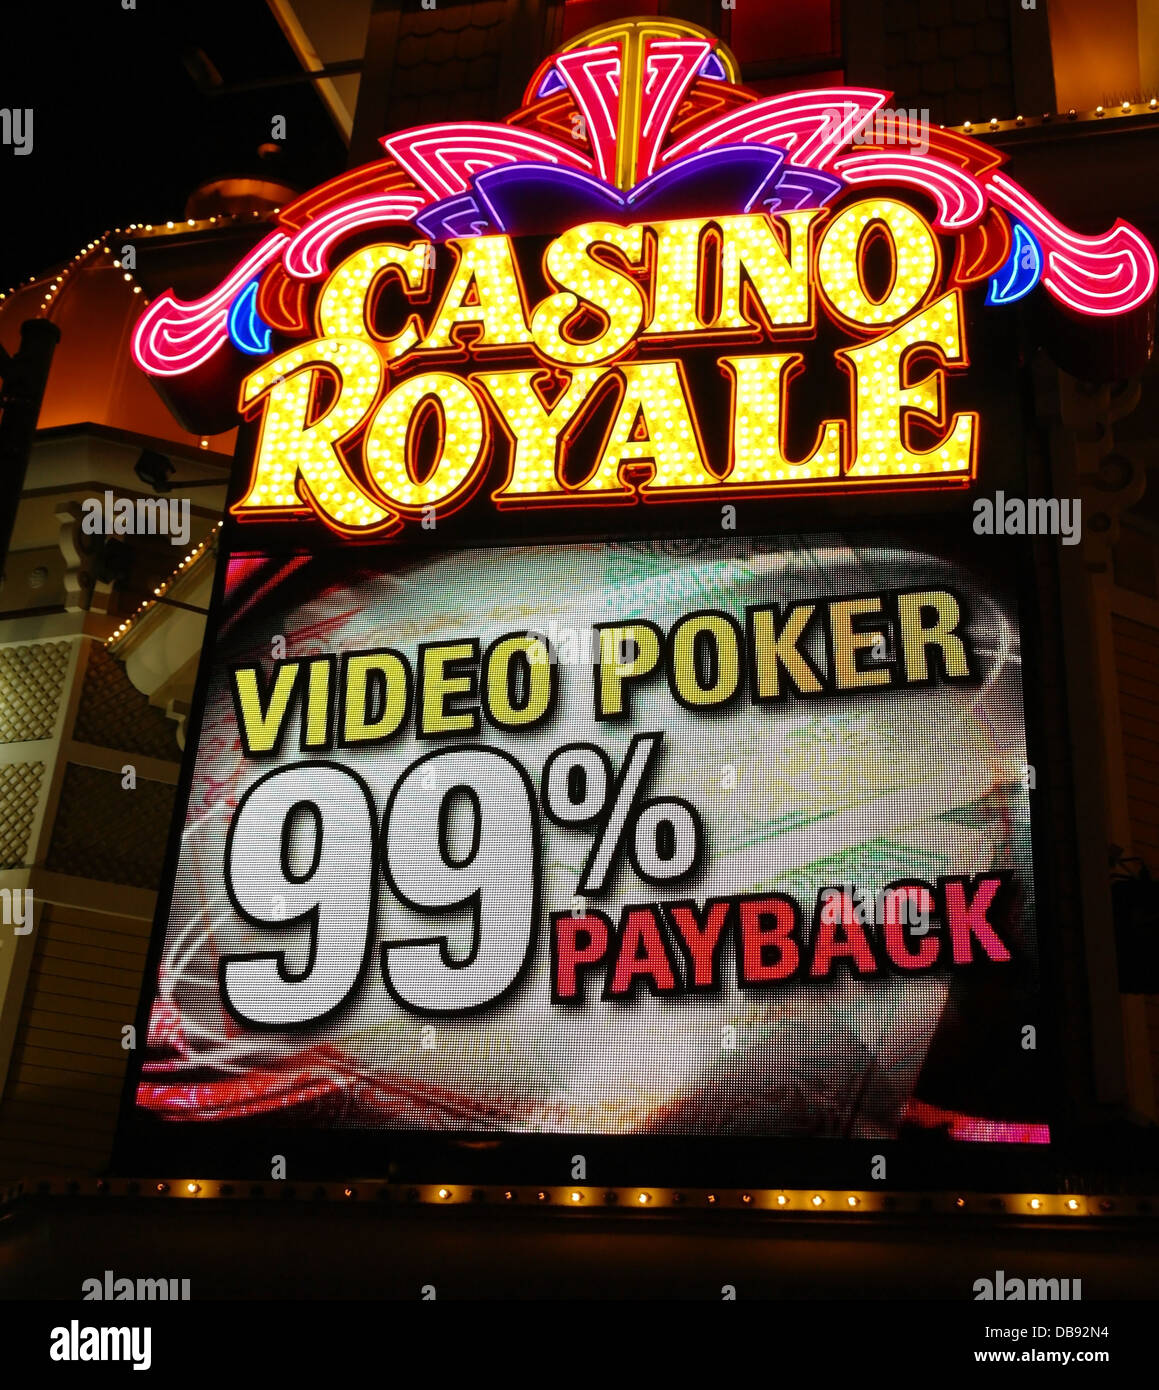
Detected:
[{"left": 0, "top": 0, "right": 348, "bottom": 290}]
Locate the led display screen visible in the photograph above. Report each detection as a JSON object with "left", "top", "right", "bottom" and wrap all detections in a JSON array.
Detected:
[{"left": 126, "top": 530, "right": 1048, "bottom": 1142}]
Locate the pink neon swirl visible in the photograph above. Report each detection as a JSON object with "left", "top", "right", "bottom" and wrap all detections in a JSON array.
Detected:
[
  {"left": 987, "top": 171, "right": 1157, "bottom": 316},
  {"left": 284, "top": 193, "right": 429, "bottom": 278},
  {"left": 382, "top": 122, "right": 594, "bottom": 200},
  {"left": 661, "top": 88, "right": 891, "bottom": 171},
  {"left": 831, "top": 151, "right": 986, "bottom": 230},
  {"left": 131, "top": 232, "right": 288, "bottom": 377}
]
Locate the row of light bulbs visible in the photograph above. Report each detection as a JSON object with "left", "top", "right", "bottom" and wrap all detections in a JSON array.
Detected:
[
  {"left": 957, "top": 97, "right": 1159, "bottom": 133},
  {"left": 7, "top": 1177, "right": 1150, "bottom": 1217},
  {"left": 1, "top": 208, "right": 281, "bottom": 317},
  {"left": 105, "top": 522, "right": 222, "bottom": 650}
]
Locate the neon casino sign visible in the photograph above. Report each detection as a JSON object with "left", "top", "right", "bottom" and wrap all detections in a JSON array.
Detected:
[{"left": 132, "top": 17, "right": 1156, "bottom": 539}]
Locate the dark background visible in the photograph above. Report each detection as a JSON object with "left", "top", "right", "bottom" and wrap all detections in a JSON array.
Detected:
[{"left": 0, "top": 0, "right": 345, "bottom": 292}]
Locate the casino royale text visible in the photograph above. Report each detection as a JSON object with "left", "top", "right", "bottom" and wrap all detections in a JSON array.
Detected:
[{"left": 231, "top": 202, "right": 978, "bottom": 537}]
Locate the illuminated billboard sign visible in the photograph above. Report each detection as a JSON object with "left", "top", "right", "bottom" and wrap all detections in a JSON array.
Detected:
[
  {"left": 117, "top": 18, "right": 1155, "bottom": 1170},
  {"left": 131, "top": 531, "right": 1045, "bottom": 1141},
  {"left": 130, "top": 19, "right": 1155, "bottom": 541}
]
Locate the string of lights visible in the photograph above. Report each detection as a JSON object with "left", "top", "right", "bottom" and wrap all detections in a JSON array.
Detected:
[
  {"left": 0, "top": 209, "right": 281, "bottom": 317},
  {"left": 105, "top": 520, "right": 222, "bottom": 650},
  {"left": 950, "top": 98, "right": 1159, "bottom": 134},
  {"left": 3, "top": 1177, "right": 1154, "bottom": 1218}
]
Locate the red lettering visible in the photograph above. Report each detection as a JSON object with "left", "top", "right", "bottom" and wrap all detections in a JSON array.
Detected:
[
  {"left": 738, "top": 895, "right": 800, "bottom": 983},
  {"left": 667, "top": 901, "right": 730, "bottom": 988},
  {"left": 608, "top": 907, "right": 678, "bottom": 996},
  {"left": 881, "top": 884, "right": 938, "bottom": 969},
  {"left": 810, "top": 889, "right": 878, "bottom": 977},
  {"left": 944, "top": 876, "right": 1011, "bottom": 963},
  {"left": 552, "top": 912, "right": 610, "bottom": 1001}
]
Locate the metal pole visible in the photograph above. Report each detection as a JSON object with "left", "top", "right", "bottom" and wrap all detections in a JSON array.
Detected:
[{"left": 0, "top": 317, "right": 61, "bottom": 581}]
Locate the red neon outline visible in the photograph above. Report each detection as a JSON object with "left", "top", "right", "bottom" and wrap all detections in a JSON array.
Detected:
[
  {"left": 284, "top": 193, "right": 429, "bottom": 279},
  {"left": 505, "top": 88, "right": 593, "bottom": 154},
  {"left": 275, "top": 161, "right": 421, "bottom": 233},
  {"left": 131, "top": 232, "right": 288, "bottom": 377},
  {"left": 555, "top": 45, "right": 623, "bottom": 185},
  {"left": 381, "top": 122, "right": 594, "bottom": 200},
  {"left": 831, "top": 151, "right": 986, "bottom": 231},
  {"left": 986, "top": 170, "right": 1158, "bottom": 315},
  {"left": 636, "top": 38, "right": 711, "bottom": 179},
  {"left": 950, "top": 207, "right": 1012, "bottom": 289},
  {"left": 660, "top": 88, "right": 891, "bottom": 171},
  {"left": 258, "top": 269, "right": 311, "bottom": 335},
  {"left": 663, "top": 77, "right": 753, "bottom": 143}
]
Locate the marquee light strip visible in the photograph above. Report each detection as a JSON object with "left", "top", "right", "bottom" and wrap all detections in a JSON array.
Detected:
[
  {"left": 5, "top": 1178, "right": 1155, "bottom": 1219},
  {"left": 986, "top": 171, "right": 1158, "bottom": 315},
  {"left": 381, "top": 123, "right": 594, "bottom": 201},
  {"left": 131, "top": 232, "right": 288, "bottom": 377},
  {"left": 660, "top": 88, "right": 891, "bottom": 171},
  {"left": 105, "top": 524, "right": 221, "bottom": 649},
  {"left": 831, "top": 151, "right": 986, "bottom": 231}
]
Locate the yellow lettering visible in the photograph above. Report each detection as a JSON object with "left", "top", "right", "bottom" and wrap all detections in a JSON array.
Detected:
[
  {"left": 530, "top": 222, "right": 645, "bottom": 365},
  {"left": 840, "top": 290, "right": 976, "bottom": 479},
  {"left": 721, "top": 353, "right": 843, "bottom": 486},
  {"left": 829, "top": 597, "right": 890, "bottom": 690},
  {"left": 669, "top": 613, "right": 741, "bottom": 707},
  {"left": 749, "top": 605, "right": 824, "bottom": 698},
  {"left": 484, "top": 635, "right": 554, "bottom": 727},
  {"left": 422, "top": 236, "right": 531, "bottom": 351},
  {"left": 419, "top": 641, "right": 479, "bottom": 736},
  {"left": 234, "top": 340, "right": 393, "bottom": 533},
  {"left": 582, "top": 360, "right": 718, "bottom": 499},
  {"left": 365, "top": 372, "right": 488, "bottom": 511},
  {"left": 318, "top": 242, "right": 431, "bottom": 359},
  {"left": 709, "top": 211, "right": 818, "bottom": 333},
  {"left": 342, "top": 651, "right": 410, "bottom": 744},
  {"left": 818, "top": 198, "right": 938, "bottom": 330},
  {"left": 481, "top": 367, "right": 606, "bottom": 501},
  {"left": 897, "top": 590, "right": 971, "bottom": 682},
  {"left": 230, "top": 663, "right": 302, "bottom": 755},
  {"left": 595, "top": 622, "right": 661, "bottom": 718}
]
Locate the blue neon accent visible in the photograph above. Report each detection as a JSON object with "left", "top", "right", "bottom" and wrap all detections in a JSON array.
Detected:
[
  {"left": 536, "top": 67, "right": 566, "bottom": 97},
  {"left": 228, "top": 277, "right": 273, "bottom": 355},
  {"left": 986, "top": 219, "right": 1043, "bottom": 306},
  {"left": 700, "top": 52, "right": 727, "bottom": 81}
]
